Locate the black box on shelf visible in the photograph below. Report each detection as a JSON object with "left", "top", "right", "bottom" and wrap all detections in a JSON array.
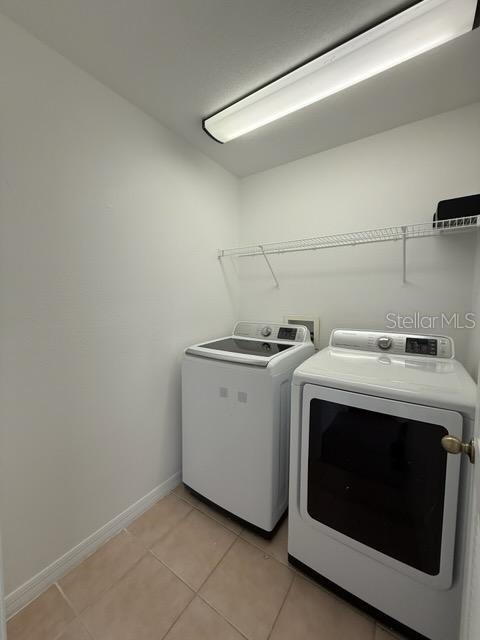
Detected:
[{"left": 433, "top": 194, "right": 480, "bottom": 228}]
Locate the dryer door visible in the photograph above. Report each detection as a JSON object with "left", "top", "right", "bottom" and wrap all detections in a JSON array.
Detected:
[{"left": 299, "top": 384, "right": 463, "bottom": 589}]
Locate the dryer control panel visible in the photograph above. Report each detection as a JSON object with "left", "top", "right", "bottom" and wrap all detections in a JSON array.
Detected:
[
  {"left": 330, "top": 330, "right": 454, "bottom": 358},
  {"left": 234, "top": 321, "right": 311, "bottom": 343}
]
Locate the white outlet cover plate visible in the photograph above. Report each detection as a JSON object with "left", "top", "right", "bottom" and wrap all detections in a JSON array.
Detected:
[{"left": 284, "top": 315, "right": 320, "bottom": 349}]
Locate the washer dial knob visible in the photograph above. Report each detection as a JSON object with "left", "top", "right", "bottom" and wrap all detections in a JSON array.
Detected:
[
  {"left": 261, "top": 326, "right": 272, "bottom": 337},
  {"left": 377, "top": 336, "right": 392, "bottom": 351}
]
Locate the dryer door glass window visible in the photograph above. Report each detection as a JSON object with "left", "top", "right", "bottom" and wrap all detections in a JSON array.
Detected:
[{"left": 307, "top": 399, "right": 448, "bottom": 575}]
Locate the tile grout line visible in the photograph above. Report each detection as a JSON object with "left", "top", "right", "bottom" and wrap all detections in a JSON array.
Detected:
[
  {"left": 174, "top": 486, "right": 289, "bottom": 564},
  {"left": 75, "top": 492, "right": 199, "bottom": 628},
  {"left": 52, "top": 582, "right": 96, "bottom": 640},
  {"left": 291, "top": 568, "right": 380, "bottom": 632},
  {"left": 174, "top": 486, "right": 290, "bottom": 560},
  {"left": 173, "top": 490, "right": 243, "bottom": 536},
  {"left": 22, "top": 483, "right": 385, "bottom": 640},
  {"left": 14, "top": 528, "right": 150, "bottom": 632},
  {"left": 174, "top": 489, "right": 290, "bottom": 554},
  {"left": 77, "top": 618, "right": 96, "bottom": 640},
  {"left": 45, "top": 491, "right": 231, "bottom": 638},
  {"left": 237, "top": 534, "right": 289, "bottom": 567},
  {"left": 145, "top": 547, "right": 201, "bottom": 592},
  {"left": 196, "top": 536, "right": 295, "bottom": 640},
  {"left": 149, "top": 527, "right": 238, "bottom": 594},
  {"left": 24, "top": 484, "right": 382, "bottom": 640},
  {"left": 172, "top": 485, "right": 245, "bottom": 532},
  {"left": 55, "top": 580, "right": 81, "bottom": 618},
  {"left": 190, "top": 504, "right": 242, "bottom": 536},
  {"left": 57, "top": 526, "right": 198, "bottom": 640},
  {"left": 146, "top": 494, "right": 253, "bottom": 639},
  {"left": 195, "top": 592, "right": 251, "bottom": 640},
  {"left": 67, "top": 526, "right": 153, "bottom": 617},
  {"left": 5, "top": 530, "right": 120, "bottom": 626},
  {"left": 123, "top": 494, "right": 195, "bottom": 558},
  {"left": 237, "top": 512, "right": 379, "bottom": 630},
  {"left": 139, "top": 492, "right": 239, "bottom": 591},
  {"left": 155, "top": 585, "right": 196, "bottom": 640},
  {"left": 147, "top": 541, "right": 251, "bottom": 640},
  {"left": 195, "top": 528, "right": 239, "bottom": 591},
  {"left": 76, "top": 551, "right": 149, "bottom": 628},
  {"left": 168, "top": 492, "right": 299, "bottom": 639},
  {"left": 265, "top": 568, "right": 295, "bottom": 640},
  {"left": 6, "top": 536, "right": 147, "bottom": 637},
  {"left": 158, "top": 526, "right": 300, "bottom": 640},
  {"left": 9, "top": 489, "right": 270, "bottom": 640},
  {"left": 177, "top": 499, "right": 240, "bottom": 537},
  {"left": 141, "top": 551, "right": 196, "bottom": 640},
  {"left": 19, "top": 488, "right": 295, "bottom": 640}
]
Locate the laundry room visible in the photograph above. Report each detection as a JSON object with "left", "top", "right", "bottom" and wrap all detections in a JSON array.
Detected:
[{"left": 0, "top": 2, "right": 479, "bottom": 640}]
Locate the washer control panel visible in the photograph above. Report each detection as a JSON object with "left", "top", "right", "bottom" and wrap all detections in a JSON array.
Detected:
[
  {"left": 405, "top": 337, "right": 438, "bottom": 356},
  {"left": 330, "top": 330, "right": 454, "bottom": 358},
  {"left": 234, "top": 321, "right": 311, "bottom": 343}
]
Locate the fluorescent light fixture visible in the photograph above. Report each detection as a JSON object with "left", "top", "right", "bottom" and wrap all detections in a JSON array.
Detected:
[{"left": 203, "top": 0, "right": 477, "bottom": 143}]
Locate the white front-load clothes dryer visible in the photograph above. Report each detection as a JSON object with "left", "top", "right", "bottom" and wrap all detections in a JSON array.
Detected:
[
  {"left": 288, "top": 329, "right": 476, "bottom": 640},
  {"left": 182, "top": 321, "right": 314, "bottom": 535}
]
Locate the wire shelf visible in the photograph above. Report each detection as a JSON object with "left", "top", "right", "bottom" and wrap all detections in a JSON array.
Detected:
[{"left": 218, "top": 215, "right": 479, "bottom": 258}]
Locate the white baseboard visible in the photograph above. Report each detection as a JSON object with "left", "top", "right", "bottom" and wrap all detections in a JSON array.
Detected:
[{"left": 5, "top": 470, "right": 181, "bottom": 619}]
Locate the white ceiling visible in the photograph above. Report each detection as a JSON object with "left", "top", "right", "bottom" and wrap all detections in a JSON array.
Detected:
[{"left": 1, "top": 0, "right": 479, "bottom": 176}]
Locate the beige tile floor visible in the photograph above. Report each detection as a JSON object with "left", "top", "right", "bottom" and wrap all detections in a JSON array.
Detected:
[{"left": 7, "top": 484, "right": 407, "bottom": 640}]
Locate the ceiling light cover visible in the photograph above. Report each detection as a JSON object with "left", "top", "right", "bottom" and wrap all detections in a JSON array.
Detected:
[{"left": 203, "top": 0, "right": 477, "bottom": 143}]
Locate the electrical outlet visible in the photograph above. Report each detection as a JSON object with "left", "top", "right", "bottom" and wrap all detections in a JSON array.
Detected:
[{"left": 284, "top": 315, "right": 320, "bottom": 349}]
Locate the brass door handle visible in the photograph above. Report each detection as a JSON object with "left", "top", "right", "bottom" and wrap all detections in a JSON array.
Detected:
[{"left": 441, "top": 435, "right": 475, "bottom": 464}]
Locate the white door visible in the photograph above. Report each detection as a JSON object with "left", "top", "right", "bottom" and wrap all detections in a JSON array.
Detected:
[{"left": 461, "top": 380, "right": 480, "bottom": 640}]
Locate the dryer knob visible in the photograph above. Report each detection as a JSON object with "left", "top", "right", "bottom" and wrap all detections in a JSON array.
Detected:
[
  {"left": 377, "top": 336, "right": 392, "bottom": 351},
  {"left": 261, "top": 326, "right": 272, "bottom": 337}
]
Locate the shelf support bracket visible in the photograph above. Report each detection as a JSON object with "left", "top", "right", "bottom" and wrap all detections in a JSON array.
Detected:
[
  {"left": 259, "top": 245, "right": 279, "bottom": 288},
  {"left": 402, "top": 226, "right": 407, "bottom": 284}
]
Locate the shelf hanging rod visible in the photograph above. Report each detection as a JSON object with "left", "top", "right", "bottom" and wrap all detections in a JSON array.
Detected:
[{"left": 258, "top": 244, "right": 279, "bottom": 288}]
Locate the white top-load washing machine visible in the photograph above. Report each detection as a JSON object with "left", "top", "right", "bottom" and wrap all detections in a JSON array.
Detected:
[
  {"left": 288, "top": 329, "right": 476, "bottom": 640},
  {"left": 182, "top": 321, "right": 315, "bottom": 535}
]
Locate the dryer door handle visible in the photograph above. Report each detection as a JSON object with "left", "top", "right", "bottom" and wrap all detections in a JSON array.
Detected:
[{"left": 441, "top": 435, "right": 475, "bottom": 464}]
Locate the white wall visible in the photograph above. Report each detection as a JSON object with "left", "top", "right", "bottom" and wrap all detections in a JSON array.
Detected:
[
  {"left": 238, "top": 103, "right": 480, "bottom": 372},
  {"left": 0, "top": 14, "right": 238, "bottom": 595}
]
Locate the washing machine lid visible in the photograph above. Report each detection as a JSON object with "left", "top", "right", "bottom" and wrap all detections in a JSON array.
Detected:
[
  {"left": 294, "top": 346, "right": 476, "bottom": 417},
  {"left": 186, "top": 336, "right": 297, "bottom": 367}
]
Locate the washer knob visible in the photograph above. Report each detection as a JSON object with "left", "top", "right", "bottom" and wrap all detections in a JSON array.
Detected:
[
  {"left": 377, "top": 336, "right": 392, "bottom": 351},
  {"left": 261, "top": 326, "right": 272, "bottom": 337}
]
